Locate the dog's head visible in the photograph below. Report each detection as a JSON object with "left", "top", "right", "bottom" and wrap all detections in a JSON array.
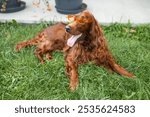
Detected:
[
  {"left": 66, "top": 10, "right": 93, "bottom": 35},
  {"left": 65, "top": 10, "right": 102, "bottom": 47}
]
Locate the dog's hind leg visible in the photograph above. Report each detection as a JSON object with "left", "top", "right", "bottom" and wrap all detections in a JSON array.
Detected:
[
  {"left": 34, "top": 40, "right": 54, "bottom": 64},
  {"left": 34, "top": 48, "right": 45, "bottom": 64},
  {"left": 15, "top": 32, "right": 46, "bottom": 52},
  {"left": 34, "top": 50, "right": 53, "bottom": 64}
]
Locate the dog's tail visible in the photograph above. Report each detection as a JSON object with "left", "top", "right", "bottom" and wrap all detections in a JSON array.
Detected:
[
  {"left": 112, "top": 63, "right": 135, "bottom": 78},
  {"left": 15, "top": 32, "right": 45, "bottom": 52}
]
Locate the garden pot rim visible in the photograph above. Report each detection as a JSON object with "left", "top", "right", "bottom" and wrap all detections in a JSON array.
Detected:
[{"left": 55, "top": 3, "right": 87, "bottom": 14}]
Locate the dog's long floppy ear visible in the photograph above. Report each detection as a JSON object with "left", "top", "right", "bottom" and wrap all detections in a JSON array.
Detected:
[
  {"left": 89, "top": 12, "right": 104, "bottom": 47},
  {"left": 89, "top": 13, "right": 103, "bottom": 37}
]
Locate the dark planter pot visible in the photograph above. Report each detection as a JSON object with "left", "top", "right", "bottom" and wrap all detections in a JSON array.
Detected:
[
  {"left": 55, "top": 0, "right": 87, "bottom": 14},
  {"left": 0, "top": 0, "right": 26, "bottom": 13}
]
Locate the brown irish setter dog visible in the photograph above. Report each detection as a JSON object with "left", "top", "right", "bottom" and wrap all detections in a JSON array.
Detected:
[{"left": 16, "top": 11, "right": 135, "bottom": 91}]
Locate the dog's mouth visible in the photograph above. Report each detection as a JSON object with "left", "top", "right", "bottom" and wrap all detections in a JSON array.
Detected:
[{"left": 67, "top": 33, "right": 82, "bottom": 47}]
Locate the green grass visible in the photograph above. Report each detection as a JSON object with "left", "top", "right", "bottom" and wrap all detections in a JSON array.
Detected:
[{"left": 0, "top": 21, "right": 150, "bottom": 100}]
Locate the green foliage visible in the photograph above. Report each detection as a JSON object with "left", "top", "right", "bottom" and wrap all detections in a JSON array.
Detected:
[{"left": 0, "top": 21, "right": 150, "bottom": 100}]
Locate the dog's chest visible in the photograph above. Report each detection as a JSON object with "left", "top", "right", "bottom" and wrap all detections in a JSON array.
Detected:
[{"left": 69, "top": 44, "right": 96, "bottom": 64}]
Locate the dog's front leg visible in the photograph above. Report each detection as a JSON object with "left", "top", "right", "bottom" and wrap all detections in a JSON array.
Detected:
[{"left": 65, "top": 57, "right": 78, "bottom": 91}]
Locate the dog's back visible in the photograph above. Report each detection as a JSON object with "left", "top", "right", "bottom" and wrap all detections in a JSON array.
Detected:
[{"left": 15, "top": 22, "right": 69, "bottom": 64}]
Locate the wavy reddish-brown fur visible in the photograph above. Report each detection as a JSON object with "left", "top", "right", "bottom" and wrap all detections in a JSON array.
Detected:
[
  {"left": 65, "top": 11, "right": 135, "bottom": 90},
  {"left": 16, "top": 23, "right": 70, "bottom": 64},
  {"left": 15, "top": 11, "right": 135, "bottom": 91}
]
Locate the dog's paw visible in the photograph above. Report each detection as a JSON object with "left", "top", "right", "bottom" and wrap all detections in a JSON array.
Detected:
[{"left": 69, "top": 82, "right": 78, "bottom": 92}]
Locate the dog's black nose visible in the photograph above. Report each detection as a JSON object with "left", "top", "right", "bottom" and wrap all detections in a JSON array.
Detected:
[{"left": 65, "top": 26, "right": 71, "bottom": 32}]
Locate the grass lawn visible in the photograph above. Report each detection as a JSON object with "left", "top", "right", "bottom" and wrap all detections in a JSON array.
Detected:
[{"left": 0, "top": 21, "right": 150, "bottom": 100}]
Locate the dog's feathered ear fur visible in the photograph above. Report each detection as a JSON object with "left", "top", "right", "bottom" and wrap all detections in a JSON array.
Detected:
[
  {"left": 88, "top": 12, "right": 104, "bottom": 47},
  {"left": 89, "top": 13, "right": 103, "bottom": 37}
]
